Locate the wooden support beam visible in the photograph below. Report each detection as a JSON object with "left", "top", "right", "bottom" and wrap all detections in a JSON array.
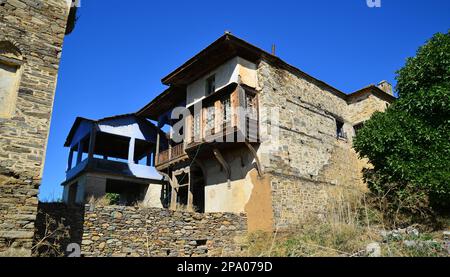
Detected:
[{"left": 245, "top": 142, "right": 263, "bottom": 177}]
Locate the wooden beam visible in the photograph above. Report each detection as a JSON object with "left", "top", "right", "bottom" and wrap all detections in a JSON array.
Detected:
[
  {"left": 170, "top": 171, "right": 177, "bottom": 210},
  {"left": 245, "top": 142, "right": 263, "bottom": 177},
  {"left": 187, "top": 170, "right": 193, "bottom": 210}
]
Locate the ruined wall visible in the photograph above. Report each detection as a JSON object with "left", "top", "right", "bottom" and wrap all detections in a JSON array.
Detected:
[
  {"left": 256, "top": 60, "right": 389, "bottom": 228},
  {"left": 0, "top": 1, "right": 71, "bottom": 251},
  {"left": 81, "top": 205, "right": 247, "bottom": 257}
]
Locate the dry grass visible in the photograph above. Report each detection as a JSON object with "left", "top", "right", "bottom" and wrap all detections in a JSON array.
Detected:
[
  {"left": 244, "top": 187, "right": 376, "bottom": 257},
  {"left": 0, "top": 248, "right": 31, "bottom": 257},
  {"left": 87, "top": 195, "right": 111, "bottom": 206},
  {"left": 242, "top": 186, "right": 448, "bottom": 257}
]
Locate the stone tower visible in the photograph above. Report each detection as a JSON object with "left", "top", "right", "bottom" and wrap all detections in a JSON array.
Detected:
[{"left": 0, "top": 0, "right": 76, "bottom": 254}]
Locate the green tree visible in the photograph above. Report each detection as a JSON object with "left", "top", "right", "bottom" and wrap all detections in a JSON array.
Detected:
[{"left": 354, "top": 31, "right": 450, "bottom": 225}]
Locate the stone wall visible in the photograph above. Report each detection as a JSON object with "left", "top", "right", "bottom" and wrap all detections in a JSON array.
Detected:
[
  {"left": 81, "top": 205, "right": 247, "bottom": 257},
  {"left": 257, "top": 60, "right": 389, "bottom": 228},
  {"left": 0, "top": 168, "right": 39, "bottom": 252},
  {"left": 33, "top": 202, "right": 84, "bottom": 257},
  {"left": 0, "top": 1, "right": 71, "bottom": 251},
  {"left": 33, "top": 204, "right": 247, "bottom": 257}
]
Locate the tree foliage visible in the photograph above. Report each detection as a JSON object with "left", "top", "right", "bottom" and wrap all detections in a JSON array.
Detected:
[{"left": 354, "top": 31, "right": 450, "bottom": 223}]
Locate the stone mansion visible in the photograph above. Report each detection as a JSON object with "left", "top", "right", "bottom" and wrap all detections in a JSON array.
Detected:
[{"left": 60, "top": 33, "right": 394, "bottom": 232}]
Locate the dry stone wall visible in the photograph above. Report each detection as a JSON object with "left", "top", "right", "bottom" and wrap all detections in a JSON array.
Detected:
[
  {"left": 81, "top": 205, "right": 247, "bottom": 257},
  {"left": 33, "top": 204, "right": 247, "bottom": 257},
  {"left": 33, "top": 202, "right": 84, "bottom": 257},
  {"left": 0, "top": 168, "right": 39, "bottom": 251},
  {"left": 0, "top": 1, "right": 70, "bottom": 251}
]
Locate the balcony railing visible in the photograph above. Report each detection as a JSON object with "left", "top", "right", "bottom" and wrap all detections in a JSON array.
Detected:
[{"left": 157, "top": 143, "right": 185, "bottom": 165}]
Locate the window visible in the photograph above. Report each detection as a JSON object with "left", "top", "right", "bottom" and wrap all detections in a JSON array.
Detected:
[
  {"left": 244, "top": 91, "right": 257, "bottom": 119},
  {"left": 0, "top": 41, "right": 23, "bottom": 119},
  {"left": 205, "top": 75, "right": 215, "bottom": 95},
  {"left": 193, "top": 111, "right": 201, "bottom": 139},
  {"left": 222, "top": 97, "right": 231, "bottom": 123},
  {"left": 336, "top": 119, "right": 346, "bottom": 139},
  {"left": 205, "top": 106, "right": 215, "bottom": 132}
]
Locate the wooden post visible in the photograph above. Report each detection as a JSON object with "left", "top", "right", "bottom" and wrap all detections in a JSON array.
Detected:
[
  {"left": 88, "top": 125, "right": 97, "bottom": 160},
  {"left": 187, "top": 168, "right": 193, "bottom": 211},
  {"left": 67, "top": 148, "right": 74, "bottom": 170},
  {"left": 146, "top": 152, "right": 152, "bottom": 166},
  {"left": 128, "top": 137, "right": 135, "bottom": 164},
  {"left": 170, "top": 171, "right": 178, "bottom": 210},
  {"left": 76, "top": 140, "right": 84, "bottom": 165},
  {"left": 155, "top": 131, "right": 160, "bottom": 165}
]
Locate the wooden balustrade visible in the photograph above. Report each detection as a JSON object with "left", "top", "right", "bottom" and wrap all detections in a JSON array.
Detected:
[{"left": 157, "top": 143, "right": 185, "bottom": 165}]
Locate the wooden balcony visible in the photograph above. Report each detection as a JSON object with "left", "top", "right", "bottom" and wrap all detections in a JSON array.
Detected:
[
  {"left": 154, "top": 84, "right": 259, "bottom": 169},
  {"left": 156, "top": 143, "right": 187, "bottom": 168},
  {"left": 185, "top": 87, "right": 260, "bottom": 149}
]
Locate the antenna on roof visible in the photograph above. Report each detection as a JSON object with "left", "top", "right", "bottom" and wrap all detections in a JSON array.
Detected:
[{"left": 271, "top": 44, "right": 276, "bottom": 56}]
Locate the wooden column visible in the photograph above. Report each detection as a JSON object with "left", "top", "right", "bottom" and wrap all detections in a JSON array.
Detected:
[
  {"left": 155, "top": 131, "right": 160, "bottom": 165},
  {"left": 128, "top": 137, "right": 135, "bottom": 164},
  {"left": 170, "top": 171, "right": 178, "bottom": 210},
  {"left": 76, "top": 140, "right": 84, "bottom": 165},
  {"left": 87, "top": 125, "right": 97, "bottom": 160},
  {"left": 146, "top": 152, "right": 152, "bottom": 166},
  {"left": 67, "top": 148, "right": 74, "bottom": 170},
  {"left": 187, "top": 169, "right": 193, "bottom": 210}
]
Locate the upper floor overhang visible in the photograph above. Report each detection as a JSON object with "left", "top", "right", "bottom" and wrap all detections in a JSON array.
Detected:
[
  {"left": 160, "top": 33, "right": 348, "bottom": 99},
  {"left": 138, "top": 33, "right": 397, "bottom": 122},
  {"left": 136, "top": 87, "right": 186, "bottom": 122}
]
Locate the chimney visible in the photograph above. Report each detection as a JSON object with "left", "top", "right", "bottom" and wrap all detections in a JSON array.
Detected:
[{"left": 377, "top": 80, "right": 393, "bottom": 96}]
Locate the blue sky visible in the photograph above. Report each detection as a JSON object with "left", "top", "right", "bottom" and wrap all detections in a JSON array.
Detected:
[{"left": 39, "top": 0, "right": 450, "bottom": 200}]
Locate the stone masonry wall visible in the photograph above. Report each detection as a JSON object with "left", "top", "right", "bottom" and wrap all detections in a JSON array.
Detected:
[
  {"left": 0, "top": 168, "right": 39, "bottom": 251},
  {"left": 81, "top": 205, "right": 247, "bottom": 257},
  {"left": 257, "top": 60, "right": 390, "bottom": 228},
  {"left": 0, "top": 1, "right": 70, "bottom": 252},
  {"left": 33, "top": 202, "right": 84, "bottom": 257}
]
